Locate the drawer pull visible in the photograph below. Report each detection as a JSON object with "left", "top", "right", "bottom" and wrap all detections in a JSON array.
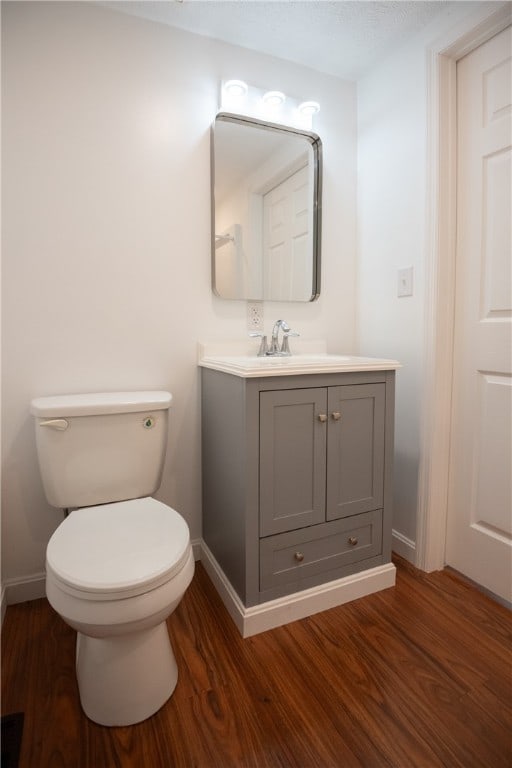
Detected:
[
  {"left": 348, "top": 536, "right": 358, "bottom": 546},
  {"left": 331, "top": 411, "right": 341, "bottom": 421},
  {"left": 294, "top": 551, "right": 305, "bottom": 562},
  {"left": 318, "top": 413, "right": 327, "bottom": 423}
]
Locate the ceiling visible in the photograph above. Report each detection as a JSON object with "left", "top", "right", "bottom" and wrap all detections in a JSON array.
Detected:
[{"left": 101, "top": 0, "right": 470, "bottom": 81}]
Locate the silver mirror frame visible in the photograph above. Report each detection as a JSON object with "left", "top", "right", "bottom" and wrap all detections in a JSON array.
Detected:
[{"left": 210, "top": 112, "right": 322, "bottom": 302}]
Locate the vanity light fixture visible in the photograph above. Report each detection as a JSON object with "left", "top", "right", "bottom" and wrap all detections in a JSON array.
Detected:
[
  {"left": 223, "top": 79, "right": 248, "bottom": 99},
  {"left": 220, "top": 80, "right": 319, "bottom": 129},
  {"left": 298, "top": 100, "right": 320, "bottom": 117},
  {"left": 262, "top": 90, "right": 286, "bottom": 107}
]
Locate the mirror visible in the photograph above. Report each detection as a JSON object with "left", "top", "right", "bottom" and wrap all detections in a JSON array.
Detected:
[{"left": 211, "top": 113, "right": 322, "bottom": 302}]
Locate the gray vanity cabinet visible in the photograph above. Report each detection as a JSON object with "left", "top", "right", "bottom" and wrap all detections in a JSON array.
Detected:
[
  {"left": 259, "top": 383, "right": 385, "bottom": 536},
  {"left": 201, "top": 368, "right": 395, "bottom": 608}
]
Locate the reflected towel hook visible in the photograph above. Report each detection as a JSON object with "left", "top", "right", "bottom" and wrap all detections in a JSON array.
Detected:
[{"left": 215, "top": 233, "right": 235, "bottom": 249}]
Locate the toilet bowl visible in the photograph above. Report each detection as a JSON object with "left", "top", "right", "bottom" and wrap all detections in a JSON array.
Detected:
[{"left": 45, "top": 496, "right": 194, "bottom": 726}]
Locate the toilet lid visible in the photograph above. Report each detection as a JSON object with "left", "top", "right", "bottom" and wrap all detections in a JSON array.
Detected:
[{"left": 46, "top": 497, "right": 191, "bottom": 598}]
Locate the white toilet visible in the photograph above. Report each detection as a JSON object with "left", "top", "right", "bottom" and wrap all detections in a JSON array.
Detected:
[{"left": 30, "top": 390, "right": 195, "bottom": 727}]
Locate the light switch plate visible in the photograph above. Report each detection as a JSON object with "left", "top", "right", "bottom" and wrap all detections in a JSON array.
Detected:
[{"left": 397, "top": 267, "right": 414, "bottom": 298}]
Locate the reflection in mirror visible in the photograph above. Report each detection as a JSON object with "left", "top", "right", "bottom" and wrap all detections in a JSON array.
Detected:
[{"left": 211, "top": 113, "right": 322, "bottom": 302}]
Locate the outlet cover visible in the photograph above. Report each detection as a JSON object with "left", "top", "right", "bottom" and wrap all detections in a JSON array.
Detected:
[{"left": 247, "top": 301, "right": 264, "bottom": 331}]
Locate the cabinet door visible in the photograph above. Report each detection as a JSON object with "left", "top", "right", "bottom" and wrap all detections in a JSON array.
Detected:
[
  {"left": 326, "top": 384, "right": 385, "bottom": 520},
  {"left": 260, "top": 388, "right": 327, "bottom": 536}
]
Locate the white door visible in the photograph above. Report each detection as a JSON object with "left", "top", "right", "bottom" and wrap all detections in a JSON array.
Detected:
[
  {"left": 263, "top": 165, "right": 311, "bottom": 301},
  {"left": 446, "top": 27, "right": 512, "bottom": 602}
]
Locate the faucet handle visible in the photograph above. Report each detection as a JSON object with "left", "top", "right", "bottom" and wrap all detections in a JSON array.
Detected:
[
  {"left": 281, "top": 330, "right": 300, "bottom": 356},
  {"left": 249, "top": 332, "right": 269, "bottom": 357}
]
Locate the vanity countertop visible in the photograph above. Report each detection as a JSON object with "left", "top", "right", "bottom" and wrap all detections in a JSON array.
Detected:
[{"left": 199, "top": 352, "right": 401, "bottom": 378}]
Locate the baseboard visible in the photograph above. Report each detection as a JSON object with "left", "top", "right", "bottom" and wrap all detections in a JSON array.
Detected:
[
  {"left": 0, "top": 586, "right": 7, "bottom": 627},
  {"left": 392, "top": 529, "right": 416, "bottom": 564},
  {"left": 3, "top": 572, "right": 46, "bottom": 612},
  {"left": 200, "top": 540, "right": 396, "bottom": 638},
  {"left": 191, "top": 538, "right": 202, "bottom": 562}
]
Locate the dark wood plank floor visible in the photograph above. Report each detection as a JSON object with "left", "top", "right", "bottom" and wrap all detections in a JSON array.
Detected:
[{"left": 2, "top": 556, "right": 511, "bottom": 768}]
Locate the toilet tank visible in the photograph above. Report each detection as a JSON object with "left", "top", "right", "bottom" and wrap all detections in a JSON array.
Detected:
[{"left": 30, "top": 391, "right": 172, "bottom": 509}]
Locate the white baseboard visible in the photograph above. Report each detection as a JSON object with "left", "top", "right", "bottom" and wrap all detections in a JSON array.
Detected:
[
  {"left": 0, "top": 586, "right": 7, "bottom": 626},
  {"left": 200, "top": 540, "right": 396, "bottom": 638},
  {"left": 392, "top": 529, "right": 416, "bottom": 564},
  {"left": 191, "top": 537, "right": 202, "bottom": 562},
  {"left": 3, "top": 571, "right": 46, "bottom": 611}
]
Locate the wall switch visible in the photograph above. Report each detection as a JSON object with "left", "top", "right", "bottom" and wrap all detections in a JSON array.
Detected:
[
  {"left": 397, "top": 267, "right": 414, "bottom": 298},
  {"left": 247, "top": 301, "right": 264, "bottom": 331}
]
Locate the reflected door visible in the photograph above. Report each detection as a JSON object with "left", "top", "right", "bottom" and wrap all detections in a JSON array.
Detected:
[
  {"left": 446, "top": 26, "right": 512, "bottom": 602},
  {"left": 262, "top": 165, "right": 311, "bottom": 301}
]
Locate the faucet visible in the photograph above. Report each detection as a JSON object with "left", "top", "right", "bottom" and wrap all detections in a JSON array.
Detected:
[
  {"left": 269, "top": 319, "right": 291, "bottom": 355},
  {"left": 250, "top": 319, "right": 300, "bottom": 357}
]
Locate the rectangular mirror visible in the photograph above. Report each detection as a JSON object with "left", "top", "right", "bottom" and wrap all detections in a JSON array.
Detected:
[{"left": 211, "top": 113, "right": 322, "bottom": 302}]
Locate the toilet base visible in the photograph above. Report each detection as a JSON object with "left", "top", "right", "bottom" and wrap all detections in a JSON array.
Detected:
[{"left": 76, "top": 620, "right": 178, "bottom": 726}]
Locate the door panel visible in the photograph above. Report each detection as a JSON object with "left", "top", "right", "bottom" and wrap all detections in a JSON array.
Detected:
[
  {"left": 326, "top": 384, "right": 385, "bottom": 520},
  {"left": 446, "top": 26, "right": 512, "bottom": 602},
  {"left": 259, "top": 388, "right": 327, "bottom": 536},
  {"left": 263, "top": 165, "right": 310, "bottom": 301}
]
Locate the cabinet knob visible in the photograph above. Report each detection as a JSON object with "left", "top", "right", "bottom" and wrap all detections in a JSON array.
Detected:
[
  {"left": 294, "top": 551, "right": 305, "bottom": 562},
  {"left": 348, "top": 536, "right": 358, "bottom": 546},
  {"left": 318, "top": 413, "right": 327, "bottom": 423},
  {"left": 331, "top": 411, "right": 341, "bottom": 421}
]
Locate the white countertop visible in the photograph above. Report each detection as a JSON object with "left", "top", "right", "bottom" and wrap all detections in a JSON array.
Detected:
[{"left": 198, "top": 345, "right": 401, "bottom": 378}]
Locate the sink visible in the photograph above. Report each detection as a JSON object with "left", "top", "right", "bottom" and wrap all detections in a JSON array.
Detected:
[{"left": 199, "top": 353, "right": 401, "bottom": 377}]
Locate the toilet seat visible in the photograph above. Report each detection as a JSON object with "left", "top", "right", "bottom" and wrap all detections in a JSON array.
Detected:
[{"left": 46, "top": 497, "right": 191, "bottom": 601}]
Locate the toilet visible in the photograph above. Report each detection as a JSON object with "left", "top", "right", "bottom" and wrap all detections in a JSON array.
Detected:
[{"left": 30, "top": 391, "right": 194, "bottom": 727}]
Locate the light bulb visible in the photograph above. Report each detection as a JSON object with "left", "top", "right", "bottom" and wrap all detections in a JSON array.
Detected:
[
  {"left": 223, "top": 80, "right": 248, "bottom": 98},
  {"left": 262, "top": 91, "right": 286, "bottom": 107},
  {"left": 298, "top": 101, "right": 320, "bottom": 117}
]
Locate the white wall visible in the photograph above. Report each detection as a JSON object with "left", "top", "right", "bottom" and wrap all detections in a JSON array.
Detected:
[
  {"left": 1, "top": 2, "right": 357, "bottom": 592},
  {"left": 357, "top": 31, "right": 427, "bottom": 554}
]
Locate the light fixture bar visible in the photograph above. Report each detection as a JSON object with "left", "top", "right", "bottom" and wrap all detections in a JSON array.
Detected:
[{"left": 220, "top": 80, "right": 320, "bottom": 129}]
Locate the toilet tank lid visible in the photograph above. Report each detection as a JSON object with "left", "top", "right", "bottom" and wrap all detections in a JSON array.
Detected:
[{"left": 30, "top": 391, "right": 172, "bottom": 417}]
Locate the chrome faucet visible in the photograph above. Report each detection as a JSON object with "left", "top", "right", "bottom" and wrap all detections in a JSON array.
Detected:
[
  {"left": 269, "top": 319, "right": 291, "bottom": 355},
  {"left": 250, "top": 320, "right": 299, "bottom": 357}
]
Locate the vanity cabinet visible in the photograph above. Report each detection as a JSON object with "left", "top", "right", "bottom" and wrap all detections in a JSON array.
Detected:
[
  {"left": 259, "top": 383, "right": 385, "bottom": 536},
  {"left": 201, "top": 367, "right": 395, "bottom": 609}
]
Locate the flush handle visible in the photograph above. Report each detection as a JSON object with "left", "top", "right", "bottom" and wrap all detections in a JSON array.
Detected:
[{"left": 39, "top": 419, "right": 69, "bottom": 431}]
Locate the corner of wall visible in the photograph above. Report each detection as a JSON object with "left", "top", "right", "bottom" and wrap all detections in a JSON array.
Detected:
[{"left": 392, "top": 529, "right": 416, "bottom": 565}]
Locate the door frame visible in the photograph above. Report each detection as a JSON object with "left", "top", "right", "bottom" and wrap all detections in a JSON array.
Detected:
[{"left": 416, "top": 3, "right": 511, "bottom": 572}]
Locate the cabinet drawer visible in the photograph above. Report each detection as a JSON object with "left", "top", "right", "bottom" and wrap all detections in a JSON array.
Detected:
[{"left": 259, "top": 510, "right": 382, "bottom": 591}]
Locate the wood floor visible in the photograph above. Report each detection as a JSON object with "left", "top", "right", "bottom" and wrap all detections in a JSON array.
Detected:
[{"left": 2, "top": 556, "right": 511, "bottom": 768}]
